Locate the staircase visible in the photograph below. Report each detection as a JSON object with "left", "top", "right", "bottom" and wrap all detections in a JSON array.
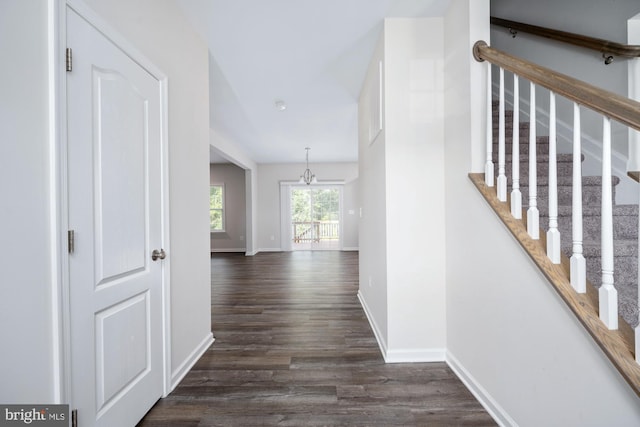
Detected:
[{"left": 493, "top": 102, "right": 639, "bottom": 327}]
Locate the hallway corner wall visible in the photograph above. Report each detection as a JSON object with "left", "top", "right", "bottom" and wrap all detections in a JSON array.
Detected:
[
  {"left": 0, "top": 0, "right": 56, "bottom": 403},
  {"left": 383, "top": 17, "right": 447, "bottom": 360},
  {"left": 358, "top": 16, "right": 447, "bottom": 363}
]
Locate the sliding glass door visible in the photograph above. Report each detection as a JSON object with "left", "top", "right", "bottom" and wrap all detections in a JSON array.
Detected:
[{"left": 290, "top": 186, "right": 341, "bottom": 250}]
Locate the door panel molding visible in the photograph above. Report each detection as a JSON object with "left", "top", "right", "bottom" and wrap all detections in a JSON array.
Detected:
[{"left": 95, "top": 291, "right": 150, "bottom": 413}]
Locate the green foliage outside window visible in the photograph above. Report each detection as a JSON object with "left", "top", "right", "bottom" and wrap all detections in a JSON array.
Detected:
[
  {"left": 291, "top": 188, "right": 339, "bottom": 223},
  {"left": 291, "top": 187, "right": 340, "bottom": 242},
  {"left": 210, "top": 185, "right": 224, "bottom": 231}
]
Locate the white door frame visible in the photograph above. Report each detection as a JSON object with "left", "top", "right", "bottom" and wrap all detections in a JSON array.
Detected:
[{"left": 52, "top": 0, "right": 172, "bottom": 404}]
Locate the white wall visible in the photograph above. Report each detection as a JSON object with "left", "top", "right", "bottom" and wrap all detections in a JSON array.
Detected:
[
  {"left": 358, "top": 30, "right": 389, "bottom": 351},
  {"left": 0, "top": 0, "right": 55, "bottom": 403},
  {"left": 245, "top": 168, "right": 259, "bottom": 256},
  {"left": 256, "top": 162, "right": 358, "bottom": 252},
  {"left": 358, "top": 18, "right": 447, "bottom": 362},
  {"left": 445, "top": 0, "right": 640, "bottom": 424},
  {"left": 628, "top": 13, "right": 640, "bottom": 172},
  {"left": 385, "top": 18, "right": 447, "bottom": 360},
  {"left": 210, "top": 128, "right": 259, "bottom": 255},
  {"left": 342, "top": 177, "right": 359, "bottom": 251},
  {"left": 491, "top": 0, "right": 640, "bottom": 96},
  {"left": 74, "top": 0, "right": 212, "bottom": 387},
  {"left": 210, "top": 163, "right": 246, "bottom": 252}
]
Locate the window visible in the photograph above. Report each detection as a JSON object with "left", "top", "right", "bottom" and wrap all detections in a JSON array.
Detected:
[{"left": 210, "top": 184, "right": 225, "bottom": 232}]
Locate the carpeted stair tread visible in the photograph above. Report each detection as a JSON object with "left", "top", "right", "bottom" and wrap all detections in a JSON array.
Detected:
[
  {"left": 539, "top": 204, "right": 637, "bottom": 217},
  {"left": 508, "top": 153, "right": 572, "bottom": 162},
  {"left": 493, "top": 138, "right": 549, "bottom": 154},
  {"left": 579, "top": 240, "right": 638, "bottom": 257},
  {"left": 499, "top": 154, "right": 578, "bottom": 178},
  {"left": 492, "top": 124, "right": 531, "bottom": 137},
  {"left": 539, "top": 204, "right": 639, "bottom": 241},
  {"left": 493, "top": 140, "right": 549, "bottom": 155},
  {"left": 498, "top": 153, "right": 576, "bottom": 168},
  {"left": 492, "top": 136, "right": 547, "bottom": 145},
  {"left": 517, "top": 174, "right": 619, "bottom": 187},
  {"left": 521, "top": 187, "right": 615, "bottom": 208}
]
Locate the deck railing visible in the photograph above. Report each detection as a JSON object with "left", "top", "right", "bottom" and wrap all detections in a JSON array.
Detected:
[
  {"left": 473, "top": 41, "right": 640, "bottom": 357},
  {"left": 292, "top": 221, "right": 339, "bottom": 243}
]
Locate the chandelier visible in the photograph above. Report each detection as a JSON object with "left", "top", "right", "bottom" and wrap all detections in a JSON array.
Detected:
[{"left": 299, "top": 147, "right": 317, "bottom": 185}]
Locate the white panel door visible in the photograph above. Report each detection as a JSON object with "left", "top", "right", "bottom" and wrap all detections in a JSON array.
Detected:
[{"left": 66, "top": 7, "right": 164, "bottom": 426}]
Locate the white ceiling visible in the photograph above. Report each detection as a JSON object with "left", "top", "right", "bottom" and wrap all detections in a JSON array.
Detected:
[{"left": 175, "top": 0, "right": 450, "bottom": 164}]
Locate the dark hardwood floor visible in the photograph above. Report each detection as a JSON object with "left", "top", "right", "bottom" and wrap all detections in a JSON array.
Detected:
[{"left": 138, "top": 251, "right": 496, "bottom": 426}]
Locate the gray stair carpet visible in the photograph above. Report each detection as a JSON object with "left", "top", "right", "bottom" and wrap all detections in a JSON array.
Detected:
[{"left": 492, "top": 102, "right": 639, "bottom": 327}]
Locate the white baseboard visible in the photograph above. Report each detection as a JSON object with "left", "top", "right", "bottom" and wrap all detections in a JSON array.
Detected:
[
  {"left": 385, "top": 348, "right": 446, "bottom": 363},
  {"left": 358, "top": 291, "right": 444, "bottom": 363},
  {"left": 446, "top": 351, "right": 516, "bottom": 427},
  {"left": 256, "top": 247, "right": 358, "bottom": 253},
  {"left": 210, "top": 248, "right": 246, "bottom": 253},
  {"left": 169, "top": 332, "right": 214, "bottom": 392},
  {"left": 357, "top": 290, "right": 388, "bottom": 358}
]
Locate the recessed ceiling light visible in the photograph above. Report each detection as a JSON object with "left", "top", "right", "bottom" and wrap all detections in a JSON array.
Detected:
[{"left": 274, "top": 100, "right": 286, "bottom": 111}]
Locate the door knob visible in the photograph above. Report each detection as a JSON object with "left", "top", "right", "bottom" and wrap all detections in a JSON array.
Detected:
[{"left": 151, "top": 249, "right": 166, "bottom": 261}]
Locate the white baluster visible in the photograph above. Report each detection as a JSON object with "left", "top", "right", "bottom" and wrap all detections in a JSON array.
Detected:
[
  {"left": 497, "top": 68, "right": 507, "bottom": 201},
  {"left": 627, "top": 18, "right": 640, "bottom": 363},
  {"left": 599, "top": 116, "right": 618, "bottom": 329},
  {"left": 511, "top": 75, "right": 522, "bottom": 219},
  {"left": 527, "top": 82, "right": 539, "bottom": 239},
  {"left": 485, "top": 63, "right": 494, "bottom": 187},
  {"left": 547, "top": 92, "right": 561, "bottom": 263},
  {"left": 570, "top": 103, "right": 586, "bottom": 293}
]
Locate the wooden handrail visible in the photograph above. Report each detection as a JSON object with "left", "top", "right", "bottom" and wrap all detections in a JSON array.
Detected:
[
  {"left": 473, "top": 41, "right": 640, "bottom": 133},
  {"left": 491, "top": 16, "right": 640, "bottom": 59}
]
